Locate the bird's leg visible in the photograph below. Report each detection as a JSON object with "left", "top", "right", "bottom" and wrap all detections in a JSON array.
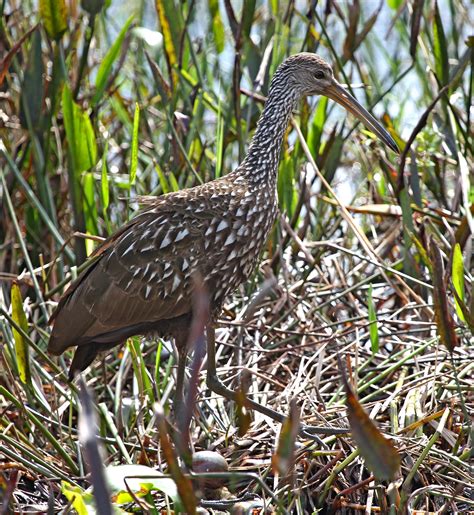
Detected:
[
  {"left": 205, "top": 326, "right": 349, "bottom": 439},
  {"left": 174, "top": 341, "right": 188, "bottom": 414},
  {"left": 206, "top": 326, "right": 293, "bottom": 423}
]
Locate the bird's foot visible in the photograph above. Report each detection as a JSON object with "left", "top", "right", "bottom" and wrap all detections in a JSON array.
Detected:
[{"left": 206, "top": 373, "right": 348, "bottom": 442}]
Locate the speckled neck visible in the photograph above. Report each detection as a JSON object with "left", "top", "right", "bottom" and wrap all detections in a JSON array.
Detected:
[{"left": 239, "top": 87, "right": 299, "bottom": 185}]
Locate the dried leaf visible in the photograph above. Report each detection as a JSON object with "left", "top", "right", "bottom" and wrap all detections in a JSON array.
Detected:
[
  {"left": 145, "top": 50, "right": 171, "bottom": 104},
  {"left": 0, "top": 25, "right": 38, "bottom": 87},
  {"left": 354, "top": 4, "right": 383, "bottom": 54},
  {"left": 235, "top": 371, "right": 252, "bottom": 437},
  {"left": 155, "top": 0, "right": 178, "bottom": 86},
  {"left": 430, "top": 239, "right": 458, "bottom": 352},
  {"left": 410, "top": 0, "right": 424, "bottom": 58},
  {"left": 272, "top": 399, "right": 300, "bottom": 480},
  {"left": 342, "top": 0, "right": 359, "bottom": 61},
  {"left": 343, "top": 369, "right": 401, "bottom": 481}
]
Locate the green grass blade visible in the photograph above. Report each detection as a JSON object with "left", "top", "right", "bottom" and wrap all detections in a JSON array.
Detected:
[
  {"left": 215, "top": 94, "right": 224, "bottom": 179},
  {"left": 11, "top": 282, "right": 31, "bottom": 385},
  {"left": 82, "top": 172, "right": 99, "bottom": 255},
  {"left": 92, "top": 14, "right": 134, "bottom": 106},
  {"left": 368, "top": 284, "right": 379, "bottom": 354},
  {"left": 433, "top": 1, "right": 449, "bottom": 86},
  {"left": 208, "top": 0, "right": 224, "bottom": 53},
  {"left": 130, "top": 102, "right": 140, "bottom": 187},
  {"left": 452, "top": 243, "right": 465, "bottom": 322},
  {"left": 101, "top": 140, "right": 110, "bottom": 212}
]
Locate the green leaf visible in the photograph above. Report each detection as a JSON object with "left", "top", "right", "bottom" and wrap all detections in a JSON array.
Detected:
[
  {"left": 208, "top": 0, "right": 224, "bottom": 53},
  {"left": 368, "top": 284, "right": 379, "bottom": 354},
  {"left": 308, "top": 96, "right": 328, "bottom": 157},
  {"left": 127, "top": 338, "right": 154, "bottom": 404},
  {"left": 155, "top": 162, "right": 170, "bottom": 193},
  {"left": 19, "top": 30, "right": 43, "bottom": 130},
  {"left": 40, "top": 0, "right": 67, "bottom": 40},
  {"left": 168, "top": 171, "right": 179, "bottom": 192},
  {"left": 61, "top": 482, "right": 95, "bottom": 515},
  {"left": 11, "top": 282, "right": 30, "bottom": 384},
  {"left": 322, "top": 133, "right": 343, "bottom": 186},
  {"left": 406, "top": 228, "right": 432, "bottom": 272},
  {"left": 82, "top": 172, "right": 99, "bottom": 255},
  {"left": 61, "top": 83, "right": 74, "bottom": 139},
  {"left": 241, "top": 0, "right": 256, "bottom": 39},
  {"left": 387, "top": 0, "right": 403, "bottom": 9},
  {"left": 78, "top": 112, "right": 98, "bottom": 172},
  {"left": 277, "top": 156, "right": 294, "bottom": 216},
  {"left": 452, "top": 243, "right": 465, "bottom": 322},
  {"left": 93, "top": 15, "right": 134, "bottom": 106},
  {"left": 101, "top": 141, "right": 110, "bottom": 212},
  {"left": 215, "top": 97, "right": 224, "bottom": 178},
  {"left": 62, "top": 84, "right": 98, "bottom": 173},
  {"left": 433, "top": 1, "right": 449, "bottom": 86},
  {"left": 130, "top": 102, "right": 140, "bottom": 186}
]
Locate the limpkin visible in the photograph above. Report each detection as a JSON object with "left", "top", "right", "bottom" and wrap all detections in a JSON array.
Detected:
[{"left": 48, "top": 53, "right": 398, "bottom": 425}]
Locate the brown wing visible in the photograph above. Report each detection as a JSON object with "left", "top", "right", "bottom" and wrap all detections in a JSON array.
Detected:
[{"left": 47, "top": 181, "right": 244, "bottom": 356}]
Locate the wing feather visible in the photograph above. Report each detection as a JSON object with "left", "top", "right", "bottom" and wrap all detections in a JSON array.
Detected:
[{"left": 48, "top": 181, "right": 244, "bottom": 355}]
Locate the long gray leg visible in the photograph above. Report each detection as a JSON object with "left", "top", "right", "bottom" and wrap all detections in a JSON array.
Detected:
[
  {"left": 206, "top": 326, "right": 286, "bottom": 422},
  {"left": 205, "top": 326, "right": 348, "bottom": 438},
  {"left": 174, "top": 339, "right": 187, "bottom": 414}
]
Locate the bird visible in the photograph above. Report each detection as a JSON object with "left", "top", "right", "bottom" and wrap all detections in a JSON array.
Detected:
[{"left": 48, "top": 53, "right": 398, "bottom": 422}]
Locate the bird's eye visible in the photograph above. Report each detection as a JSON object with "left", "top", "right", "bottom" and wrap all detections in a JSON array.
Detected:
[{"left": 314, "top": 71, "right": 325, "bottom": 80}]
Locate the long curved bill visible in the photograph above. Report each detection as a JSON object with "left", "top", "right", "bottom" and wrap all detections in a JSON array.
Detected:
[{"left": 323, "top": 80, "right": 400, "bottom": 154}]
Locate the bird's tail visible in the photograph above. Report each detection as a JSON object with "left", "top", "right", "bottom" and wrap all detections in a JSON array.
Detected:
[{"left": 68, "top": 341, "right": 121, "bottom": 381}]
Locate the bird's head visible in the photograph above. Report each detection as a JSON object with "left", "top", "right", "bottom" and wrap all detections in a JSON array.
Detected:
[{"left": 272, "top": 53, "right": 399, "bottom": 153}]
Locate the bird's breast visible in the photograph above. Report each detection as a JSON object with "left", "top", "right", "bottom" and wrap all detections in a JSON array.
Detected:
[{"left": 202, "top": 188, "right": 278, "bottom": 310}]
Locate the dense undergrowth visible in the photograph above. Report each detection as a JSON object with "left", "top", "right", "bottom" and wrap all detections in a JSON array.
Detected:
[{"left": 0, "top": 0, "right": 473, "bottom": 512}]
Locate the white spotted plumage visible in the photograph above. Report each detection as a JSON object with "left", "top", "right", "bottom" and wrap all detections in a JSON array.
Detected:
[{"left": 50, "top": 53, "right": 335, "bottom": 373}]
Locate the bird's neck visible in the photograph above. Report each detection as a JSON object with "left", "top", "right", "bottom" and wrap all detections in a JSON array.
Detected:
[{"left": 239, "top": 90, "right": 298, "bottom": 185}]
